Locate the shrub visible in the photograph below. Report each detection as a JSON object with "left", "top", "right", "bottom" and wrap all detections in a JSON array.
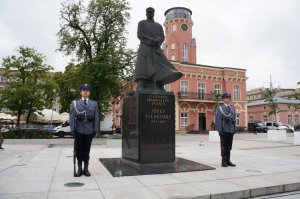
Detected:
[{"left": 3, "top": 130, "right": 52, "bottom": 139}]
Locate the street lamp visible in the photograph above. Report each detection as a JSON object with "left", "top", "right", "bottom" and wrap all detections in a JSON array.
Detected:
[{"left": 50, "top": 89, "right": 57, "bottom": 126}]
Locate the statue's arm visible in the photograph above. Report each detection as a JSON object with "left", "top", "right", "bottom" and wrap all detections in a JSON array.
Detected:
[{"left": 137, "top": 21, "right": 153, "bottom": 46}]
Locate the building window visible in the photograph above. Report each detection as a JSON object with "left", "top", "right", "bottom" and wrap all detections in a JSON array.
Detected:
[
  {"left": 171, "top": 55, "right": 175, "bottom": 61},
  {"left": 236, "top": 113, "right": 240, "bottom": 126},
  {"left": 180, "top": 81, "right": 188, "bottom": 96},
  {"left": 180, "top": 112, "right": 188, "bottom": 127},
  {"left": 182, "top": 43, "right": 188, "bottom": 62},
  {"left": 172, "top": 23, "right": 176, "bottom": 32},
  {"left": 249, "top": 116, "right": 254, "bottom": 123},
  {"left": 214, "top": 84, "right": 221, "bottom": 94},
  {"left": 288, "top": 115, "right": 292, "bottom": 125},
  {"left": 0, "top": 76, "right": 3, "bottom": 83},
  {"left": 233, "top": 85, "right": 240, "bottom": 99},
  {"left": 171, "top": 43, "right": 175, "bottom": 50},
  {"left": 198, "top": 83, "right": 205, "bottom": 100},
  {"left": 263, "top": 115, "right": 268, "bottom": 122},
  {"left": 0, "top": 86, "right": 4, "bottom": 91},
  {"left": 164, "top": 84, "right": 170, "bottom": 92},
  {"left": 295, "top": 115, "right": 299, "bottom": 124}
]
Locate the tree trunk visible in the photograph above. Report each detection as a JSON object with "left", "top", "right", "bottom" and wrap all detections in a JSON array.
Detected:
[
  {"left": 26, "top": 105, "right": 33, "bottom": 124},
  {"left": 17, "top": 110, "right": 21, "bottom": 126}
]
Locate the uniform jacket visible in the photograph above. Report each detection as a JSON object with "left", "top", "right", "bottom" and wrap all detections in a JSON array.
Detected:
[
  {"left": 215, "top": 104, "right": 236, "bottom": 134},
  {"left": 69, "top": 99, "right": 100, "bottom": 134}
]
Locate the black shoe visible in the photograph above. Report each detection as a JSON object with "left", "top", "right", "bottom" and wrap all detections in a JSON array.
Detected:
[
  {"left": 84, "top": 161, "right": 91, "bottom": 177},
  {"left": 221, "top": 158, "right": 228, "bottom": 167},
  {"left": 75, "top": 161, "right": 82, "bottom": 177},
  {"left": 227, "top": 161, "right": 236, "bottom": 167},
  {"left": 0, "top": 147, "right": 4, "bottom": 150}
]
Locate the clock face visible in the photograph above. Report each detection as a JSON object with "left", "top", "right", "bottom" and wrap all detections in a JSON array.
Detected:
[{"left": 181, "top": 24, "right": 188, "bottom": 31}]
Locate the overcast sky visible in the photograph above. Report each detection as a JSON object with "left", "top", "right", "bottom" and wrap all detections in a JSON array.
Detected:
[{"left": 0, "top": 0, "right": 299, "bottom": 90}]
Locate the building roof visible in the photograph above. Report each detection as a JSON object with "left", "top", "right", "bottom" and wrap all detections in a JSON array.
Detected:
[
  {"left": 247, "top": 96, "right": 300, "bottom": 106},
  {"left": 164, "top": 7, "right": 192, "bottom": 16},
  {"left": 171, "top": 61, "right": 247, "bottom": 71}
]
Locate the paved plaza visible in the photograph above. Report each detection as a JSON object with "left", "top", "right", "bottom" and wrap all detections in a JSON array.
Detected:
[{"left": 0, "top": 133, "right": 300, "bottom": 199}]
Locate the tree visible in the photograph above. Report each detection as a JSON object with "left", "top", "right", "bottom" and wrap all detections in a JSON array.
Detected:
[
  {"left": 211, "top": 91, "right": 222, "bottom": 115},
  {"left": 51, "top": 63, "right": 83, "bottom": 112},
  {"left": 57, "top": 0, "right": 135, "bottom": 118},
  {"left": 263, "top": 88, "right": 279, "bottom": 122},
  {"left": 0, "top": 46, "right": 54, "bottom": 125}
]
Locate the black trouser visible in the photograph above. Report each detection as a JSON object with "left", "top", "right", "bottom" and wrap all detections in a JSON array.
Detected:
[
  {"left": 219, "top": 132, "right": 234, "bottom": 161},
  {"left": 75, "top": 133, "right": 94, "bottom": 162}
]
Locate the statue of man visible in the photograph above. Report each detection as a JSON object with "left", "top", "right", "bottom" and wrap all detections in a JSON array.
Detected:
[{"left": 134, "top": 7, "right": 182, "bottom": 91}]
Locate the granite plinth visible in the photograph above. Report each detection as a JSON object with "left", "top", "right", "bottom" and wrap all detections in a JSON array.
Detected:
[
  {"left": 122, "top": 92, "right": 175, "bottom": 163},
  {"left": 99, "top": 157, "right": 215, "bottom": 177}
]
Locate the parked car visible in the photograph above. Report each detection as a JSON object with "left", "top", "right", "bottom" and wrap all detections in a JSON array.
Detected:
[
  {"left": 255, "top": 123, "right": 268, "bottom": 133},
  {"left": 262, "top": 122, "right": 284, "bottom": 130},
  {"left": 42, "top": 125, "right": 56, "bottom": 134},
  {"left": 11, "top": 124, "right": 43, "bottom": 132},
  {"left": 284, "top": 124, "right": 294, "bottom": 133},
  {"left": 113, "top": 126, "right": 122, "bottom": 134},
  {"left": 295, "top": 124, "right": 300, "bottom": 131},
  {"left": 52, "top": 121, "right": 71, "bottom": 138}
]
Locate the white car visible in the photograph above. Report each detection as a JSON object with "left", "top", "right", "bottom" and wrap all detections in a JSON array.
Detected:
[
  {"left": 285, "top": 124, "right": 294, "bottom": 133},
  {"left": 1, "top": 127, "right": 10, "bottom": 133},
  {"left": 52, "top": 121, "right": 71, "bottom": 138},
  {"left": 276, "top": 125, "right": 288, "bottom": 130}
]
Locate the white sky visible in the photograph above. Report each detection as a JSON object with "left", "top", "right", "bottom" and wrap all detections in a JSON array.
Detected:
[{"left": 0, "top": 0, "right": 299, "bottom": 90}]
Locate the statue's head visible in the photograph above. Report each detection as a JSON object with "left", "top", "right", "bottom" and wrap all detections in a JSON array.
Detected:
[{"left": 146, "top": 7, "right": 155, "bottom": 20}]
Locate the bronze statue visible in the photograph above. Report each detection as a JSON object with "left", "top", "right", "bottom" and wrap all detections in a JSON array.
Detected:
[{"left": 134, "top": 7, "right": 183, "bottom": 92}]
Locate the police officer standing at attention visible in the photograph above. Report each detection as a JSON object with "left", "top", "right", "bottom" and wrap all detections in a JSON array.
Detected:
[
  {"left": 215, "top": 92, "right": 236, "bottom": 167},
  {"left": 70, "top": 84, "right": 100, "bottom": 177}
]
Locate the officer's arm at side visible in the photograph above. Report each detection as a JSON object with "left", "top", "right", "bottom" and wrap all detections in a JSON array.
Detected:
[
  {"left": 69, "top": 102, "right": 76, "bottom": 132},
  {"left": 93, "top": 102, "right": 100, "bottom": 133}
]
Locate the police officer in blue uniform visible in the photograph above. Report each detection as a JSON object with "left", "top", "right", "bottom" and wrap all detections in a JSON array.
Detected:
[
  {"left": 70, "top": 84, "right": 100, "bottom": 176},
  {"left": 215, "top": 92, "right": 236, "bottom": 167}
]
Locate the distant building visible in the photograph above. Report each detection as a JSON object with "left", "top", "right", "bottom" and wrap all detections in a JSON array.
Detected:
[
  {"left": 110, "top": 7, "right": 247, "bottom": 132},
  {"left": 247, "top": 88, "right": 300, "bottom": 125}
]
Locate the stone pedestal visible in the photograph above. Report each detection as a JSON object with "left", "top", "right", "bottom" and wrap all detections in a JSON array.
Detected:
[
  {"left": 122, "top": 92, "right": 175, "bottom": 163},
  {"left": 209, "top": 131, "right": 220, "bottom": 142},
  {"left": 294, "top": 131, "right": 300, "bottom": 145},
  {"left": 267, "top": 130, "right": 287, "bottom": 141}
]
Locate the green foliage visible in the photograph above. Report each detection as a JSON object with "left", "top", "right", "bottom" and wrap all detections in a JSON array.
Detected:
[
  {"left": 263, "top": 88, "right": 279, "bottom": 121},
  {"left": 3, "top": 131, "right": 52, "bottom": 139},
  {"left": 57, "top": 0, "right": 136, "bottom": 118},
  {"left": 0, "top": 46, "right": 56, "bottom": 125},
  {"left": 107, "top": 134, "right": 122, "bottom": 139},
  {"left": 51, "top": 63, "right": 83, "bottom": 112},
  {"left": 211, "top": 91, "right": 222, "bottom": 115}
]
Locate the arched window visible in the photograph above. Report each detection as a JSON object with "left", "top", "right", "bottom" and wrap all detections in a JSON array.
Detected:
[{"left": 182, "top": 43, "right": 188, "bottom": 62}]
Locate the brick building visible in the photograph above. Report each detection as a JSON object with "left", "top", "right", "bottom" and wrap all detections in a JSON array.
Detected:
[
  {"left": 110, "top": 7, "right": 247, "bottom": 132},
  {"left": 247, "top": 88, "right": 300, "bottom": 125}
]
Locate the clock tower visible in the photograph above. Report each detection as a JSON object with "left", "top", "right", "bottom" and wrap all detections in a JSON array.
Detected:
[{"left": 163, "top": 7, "right": 196, "bottom": 64}]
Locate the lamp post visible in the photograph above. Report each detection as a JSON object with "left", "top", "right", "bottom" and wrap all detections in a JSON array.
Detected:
[
  {"left": 262, "top": 75, "right": 281, "bottom": 125},
  {"left": 50, "top": 89, "right": 57, "bottom": 126}
]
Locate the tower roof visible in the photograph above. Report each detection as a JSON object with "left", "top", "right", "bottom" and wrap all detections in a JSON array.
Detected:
[{"left": 164, "top": 7, "right": 192, "bottom": 20}]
